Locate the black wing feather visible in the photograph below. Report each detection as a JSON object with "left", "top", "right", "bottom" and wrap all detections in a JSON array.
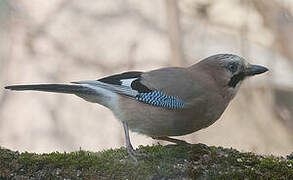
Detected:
[
  {"left": 131, "top": 79, "right": 151, "bottom": 93},
  {"left": 98, "top": 71, "right": 151, "bottom": 93},
  {"left": 98, "top": 71, "right": 142, "bottom": 85}
]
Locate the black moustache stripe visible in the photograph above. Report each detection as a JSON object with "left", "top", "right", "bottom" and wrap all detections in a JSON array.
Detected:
[{"left": 228, "top": 72, "right": 245, "bottom": 88}]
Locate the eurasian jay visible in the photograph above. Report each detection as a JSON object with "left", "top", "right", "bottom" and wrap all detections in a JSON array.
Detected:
[{"left": 5, "top": 54, "right": 268, "bottom": 161}]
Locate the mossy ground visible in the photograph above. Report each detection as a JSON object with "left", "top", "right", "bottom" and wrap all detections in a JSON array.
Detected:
[{"left": 1, "top": 144, "right": 293, "bottom": 179}]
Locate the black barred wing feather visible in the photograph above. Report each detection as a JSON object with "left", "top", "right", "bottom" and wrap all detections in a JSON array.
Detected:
[{"left": 136, "top": 90, "right": 186, "bottom": 110}]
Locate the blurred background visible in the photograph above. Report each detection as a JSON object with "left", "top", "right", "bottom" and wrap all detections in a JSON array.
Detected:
[{"left": 0, "top": 0, "right": 292, "bottom": 156}]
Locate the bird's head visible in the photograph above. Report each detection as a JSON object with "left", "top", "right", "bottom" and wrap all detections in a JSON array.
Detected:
[{"left": 195, "top": 54, "right": 268, "bottom": 99}]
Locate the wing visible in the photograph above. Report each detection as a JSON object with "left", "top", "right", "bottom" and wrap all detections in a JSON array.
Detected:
[
  {"left": 140, "top": 67, "right": 201, "bottom": 99},
  {"left": 98, "top": 71, "right": 151, "bottom": 93},
  {"left": 73, "top": 71, "right": 147, "bottom": 97},
  {"left": 73, "top": 70, "right": 190, "bottom": 110}
]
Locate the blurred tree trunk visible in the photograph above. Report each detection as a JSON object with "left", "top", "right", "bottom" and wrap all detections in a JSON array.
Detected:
[
  {"left": 251, "top": 0, "right": 293, "bottom": 66},
  {"left": 165, "top": 0, "right": 185, "bottom": 66},
  {"left": 251, "top": 0, "right": 293, "bottom": 135}
]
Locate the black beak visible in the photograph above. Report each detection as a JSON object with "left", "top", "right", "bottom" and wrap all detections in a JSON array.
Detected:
[{"left": 245, "top": 64, "right": 268, "bottom": 76}]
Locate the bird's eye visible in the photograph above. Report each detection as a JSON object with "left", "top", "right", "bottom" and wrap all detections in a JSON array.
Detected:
[{"left": 228, "top": 63, "right": 238, "bottom": 73}]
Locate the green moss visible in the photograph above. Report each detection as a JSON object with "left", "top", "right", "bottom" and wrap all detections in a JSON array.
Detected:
[{"left": 0, "top": 144, "right": 292, "bottom": 179}]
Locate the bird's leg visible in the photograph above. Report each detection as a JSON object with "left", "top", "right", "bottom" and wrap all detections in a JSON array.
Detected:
[
  {"left": 152, "top": 136, "right": 191, "bottom": 145},
  {"left": 122, "top": 122, "right": 147, "bottom": 161},
  {"left": 122, "top": 122, "right": 138, "bottom": 162}
]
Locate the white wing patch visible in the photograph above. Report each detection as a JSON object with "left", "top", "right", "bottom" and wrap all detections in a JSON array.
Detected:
[{"left": 120, "top": 78, "right": 137, "bottom": 87}]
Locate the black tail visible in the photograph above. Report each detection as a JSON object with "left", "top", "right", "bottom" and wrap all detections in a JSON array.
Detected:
[{"left": 4, "top": 84, "right": 96, "bottom": 95}]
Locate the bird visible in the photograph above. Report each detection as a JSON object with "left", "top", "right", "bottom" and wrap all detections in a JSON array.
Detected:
[{"left": 4, "top": 54, "right": 268, "bottom": 162}]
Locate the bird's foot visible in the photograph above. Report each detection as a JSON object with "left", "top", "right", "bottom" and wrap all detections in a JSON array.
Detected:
[
  {"left": 152, "top": 136, "right": 191, "bottom": 145},
  {"left": 126, "top": 146, "right": 138, "bottom": 162},
  {"left": 126, "top": 146, "right": 147, "bottom": 162},
  {"left": 133, "top": 149, "right": 148, "bottom": 157}
]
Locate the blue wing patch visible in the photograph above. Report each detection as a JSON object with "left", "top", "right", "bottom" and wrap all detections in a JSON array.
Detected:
[{"left": 136, "top": 90, "right": 186, "bottom": 109}]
